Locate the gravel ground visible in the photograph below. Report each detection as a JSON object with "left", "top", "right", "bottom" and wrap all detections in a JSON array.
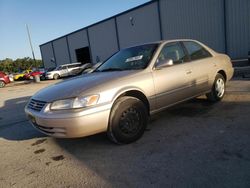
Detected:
[{"left": 0, "top": 78, "right": 250, "bottom": 188}]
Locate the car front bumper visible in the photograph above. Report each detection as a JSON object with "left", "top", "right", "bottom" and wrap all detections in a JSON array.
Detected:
[
  {"left": 45, "top": 74, "right": 54, "bottom": 79},
  {"left": 25, "top": 103, "right": 111, "bottom": 138}
]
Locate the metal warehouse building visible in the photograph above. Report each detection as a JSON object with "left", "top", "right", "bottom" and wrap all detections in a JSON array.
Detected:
[{"left": 40, "top": 0, "right": 250, "bottom": 68}]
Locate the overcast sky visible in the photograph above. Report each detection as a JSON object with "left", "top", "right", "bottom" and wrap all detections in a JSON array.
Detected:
[{"left": 0, "top": 0, "right": 149, "bottom": 60}]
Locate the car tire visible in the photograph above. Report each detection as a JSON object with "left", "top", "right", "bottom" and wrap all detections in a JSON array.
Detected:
[
  {"left": 0, "top": 81, "right": 5, "bottom": 88},
  {"left": 17, "top": 77, "right": 23, "bottom": 81},
  {"left": 53, "top": 74, "right": 60, "bottom": 80},
  {"left": 40, "top": 76, "right": 45, "bottom": 81},
  {"left": 206, "top": 73, "right": 225, "bottom": 102},
  {"left": 107, "top": 96, "right": 148, "bottom": 144}
]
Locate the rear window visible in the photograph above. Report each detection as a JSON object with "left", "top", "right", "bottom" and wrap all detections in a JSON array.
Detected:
[{"left": 183, "top": 41, "right": 212, "bottom": 61}]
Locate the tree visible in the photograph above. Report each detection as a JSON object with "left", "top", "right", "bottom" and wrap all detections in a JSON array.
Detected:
[{"left": 0, "top": 57, "right": 42, "bottom": 73}]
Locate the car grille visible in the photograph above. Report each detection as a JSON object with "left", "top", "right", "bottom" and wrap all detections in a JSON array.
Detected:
[{"left": 28, "top": 99, "right": 47, "bottom": 112}]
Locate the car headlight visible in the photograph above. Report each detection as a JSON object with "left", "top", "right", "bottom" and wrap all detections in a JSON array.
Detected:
[{"left": 50, "top": 95, "right": 99, "bottom": 110}]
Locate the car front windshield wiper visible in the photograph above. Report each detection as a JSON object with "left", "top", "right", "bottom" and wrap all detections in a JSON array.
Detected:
[{"left": 99, "top": 68, "right": 124, "bottom": 72}]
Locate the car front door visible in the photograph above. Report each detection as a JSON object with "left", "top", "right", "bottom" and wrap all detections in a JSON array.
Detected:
[{"left": 152, "top": 42, "right": 195, "bottom": 110}]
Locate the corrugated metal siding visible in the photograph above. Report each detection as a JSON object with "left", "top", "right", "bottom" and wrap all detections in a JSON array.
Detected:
[
  {"left": 159, "top": 0, "right": 225, "bottom": 53},
  {"left": 52, "top": 37, "right": 70, "bottom": 66},
  {"left": 67, "top": 30, "right": 89, "bottom": 63},
  {"left": 226, "top": 0, "right": 250, "bottom": 59},
  {"left": 88, "top": 19, "right": 119, "bottom": 64},
  {"left": 116, "top": 2, "right": 161, "bottom": 48},
  {"left": 40, "top": 0, "right": 250, "bottom": 66},
  {"left": 40, "top": 43, "right": 55, "bottom": 68}
]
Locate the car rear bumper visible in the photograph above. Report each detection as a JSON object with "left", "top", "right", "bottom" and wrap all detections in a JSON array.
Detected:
[{"left": 25, "top": 104, "right": 111, "bottom": 138}]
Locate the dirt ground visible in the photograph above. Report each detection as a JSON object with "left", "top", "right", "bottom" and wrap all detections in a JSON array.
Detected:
[{"left": 0, "top": 78, "right": 250, "bottom": 188}]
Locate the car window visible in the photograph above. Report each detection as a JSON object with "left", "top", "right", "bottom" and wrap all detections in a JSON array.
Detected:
[
  {"left": 56, "top": 66, "right": 61, "bottom": 70},
  {"left": 68, "top": 64, "right": 78, "bottom": 68},
  {"left": 157, "top": 42, "right": 188, "bottom": 65},
  {"left": 183, "top": 41, "right": 212, "bottom": 61}
]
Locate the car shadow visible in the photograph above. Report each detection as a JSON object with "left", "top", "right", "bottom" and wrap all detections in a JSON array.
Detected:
[
  {"left": 1, "top": 92, "right": 250, "bottom": 186},
  {"left": 0, "top": 96, "right": 46, "bottom": 140},
  {"left": 53, "top": 96, "right": 250, "bottom": 187}
]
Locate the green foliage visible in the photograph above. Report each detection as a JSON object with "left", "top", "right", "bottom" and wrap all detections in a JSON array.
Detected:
[{"left": 0, "top": 57, "right": 42, "bottom": 73}]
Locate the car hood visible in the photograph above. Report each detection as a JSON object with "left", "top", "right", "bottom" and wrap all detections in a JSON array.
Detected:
[{"left": 33, "top": 70, "right": 138, "bottom": 102}]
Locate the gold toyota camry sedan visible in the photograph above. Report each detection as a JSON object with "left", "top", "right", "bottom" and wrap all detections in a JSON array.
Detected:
[{"left": 25, "top": 39, "right": 234, "bottom": 144}]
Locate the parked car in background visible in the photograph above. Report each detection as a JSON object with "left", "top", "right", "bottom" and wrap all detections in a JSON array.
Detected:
[
  {"left": 8, "top": 73, "right": 14, "bottom": 82},
  {"left": 24, "top": 69, "right": 45, "bottom": 80},
  {"left": 25, "top": 39, "right": 234, "bottom": 144},
  {"left": 40, "top": 67, "right": 55, "bottom": 80},
  {"left": 0, "top": 71, "right": 10, "bottom": 88},
  {"left": 74, "top": 63, "right": 92, "bottom": 75},
  {"left": 45, "top": 62, "right": 82, "bottom": 80},
  {"left": 82, "top": 62, "right": 102, "bottom": 74},
  {"left": 14, "top": 70, "right": 32, "bottom": 81}
]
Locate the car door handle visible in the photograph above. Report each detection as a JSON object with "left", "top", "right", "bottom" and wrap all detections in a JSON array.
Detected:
[{"left": 186, "top": 70, "right": 192, "bottom": 74}]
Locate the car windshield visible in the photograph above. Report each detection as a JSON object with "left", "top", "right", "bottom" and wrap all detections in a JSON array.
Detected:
[
  {"left": 55, "top": 66, "right": 62, "bottom": 70},
  {"left": 96, "top": 43, "right": 158, "bottom": 72}
]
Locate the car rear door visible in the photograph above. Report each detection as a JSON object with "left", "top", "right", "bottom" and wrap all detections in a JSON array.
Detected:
[
  {"left": 60, "top": 66, "right": 69, "bottom": 77},
  {"left": 182, "top": 41, "right": 217, "bottom": 95},
  {"left": 152, "top": 42, "right": 195, "bottom": 110},
  {"left": 68, "top": 64, "right": 81, "bottom": 75}
]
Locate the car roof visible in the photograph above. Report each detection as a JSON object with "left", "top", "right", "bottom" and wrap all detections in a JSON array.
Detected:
[{"left": 59, "top": 62, "right": 81, "bottom": 67}]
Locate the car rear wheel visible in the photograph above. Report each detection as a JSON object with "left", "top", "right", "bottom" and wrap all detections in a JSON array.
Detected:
[
  {"left": 107, "top": 96, "right": 148, "bottom": 144},
  {"left": 206, "top": 73, "right": 225, "bottom": 102},
  {"left": 53, "top": 74, "right": 60, "bottom": 80},
  {"left": 0, "top": 81, "right": 5, "bottom": 88}
]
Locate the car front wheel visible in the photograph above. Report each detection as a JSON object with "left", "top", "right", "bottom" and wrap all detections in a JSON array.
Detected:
[
  {"left": 53, "top": 74, "right": 60, "bottom": 80},
  {"left": 0, "top": 81, "right": 5, "bottom": 88},
  {"left": 206, "top": 73, "right": 225, "bottom": 102},
  {"left": 108, "top": 96, "right": 148, "bottom": 144}
]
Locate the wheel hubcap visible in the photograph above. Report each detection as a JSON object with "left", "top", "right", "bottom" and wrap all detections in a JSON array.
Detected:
[
  {"left": 215, "top": 78, "right": 225, "bottom": 98},
  {"left": 119, "top": 107, "right": 141, "bottom": 136},
  {"left": 0, "top": 82, "right": 4, "bottom": 87}
]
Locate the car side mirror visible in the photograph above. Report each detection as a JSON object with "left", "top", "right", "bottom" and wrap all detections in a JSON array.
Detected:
[{"left": 155, "top": 59, "right": 174, "bottom": 69}]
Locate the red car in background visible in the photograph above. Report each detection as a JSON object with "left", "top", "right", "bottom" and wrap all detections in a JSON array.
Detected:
[
  {"left": 24, "top": 69, "right": 44, "bottom": 80},
  {"left": 0, "top": 71, "right": 10, "bottom": 88}
]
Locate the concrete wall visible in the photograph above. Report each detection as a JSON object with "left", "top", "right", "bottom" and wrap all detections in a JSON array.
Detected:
[
  {"left": 88, "top": 19, "right": 119, "bottom": 64},
  {"left": 116, "top": 1, "right": 161, "bottom": 48},
  {"left": 40, "top": 43, "right": 55, "bottom": 68},
  {"left": 226, "top": 0, "right": 250, "bottom": 59},
  {"left": 159, "top": 0, "right": 225, "bottom": 53},
  {"left": 67, "top": 30, "right": 89, "bottom": 63},
  {"left": 52, "top": 37, "right": 70, "bottom": 66}
]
